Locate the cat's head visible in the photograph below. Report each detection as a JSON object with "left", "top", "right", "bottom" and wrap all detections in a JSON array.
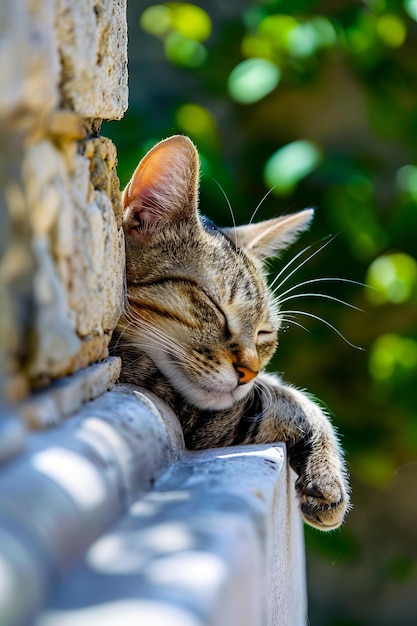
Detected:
[{"left": 120, "top": 135, "right": 313, "bottom": 410}]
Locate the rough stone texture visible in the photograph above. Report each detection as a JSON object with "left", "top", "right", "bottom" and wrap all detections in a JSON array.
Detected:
[
  {"left": 0, "top": 0, "right": 127, "bottom": 405},
  {"left": 23, "top": 138, "right": 125, "bottom": 385},
  {"left": 69, "top": 140, "right": 125, "bottom": 341},
  {"left": 56, "top": 0, "right": 128, "bottom": 119},
  {"left": 0, "top": 388, "right": 306, "bottom": 626},
  {"left": 24, "top": 139, "right": 82, "bottom": 380},
  {"left": 19, "top": 357, "right": 122, "bottom": 429},
  {"left": 0, "top": 0, "right": 59, "bottom": 122},
  {"left": 86, "top": 137, "right": 124, "bottom": 228},
  {"left": 0, "top": 131, "right": 34, "bottom": 403}
]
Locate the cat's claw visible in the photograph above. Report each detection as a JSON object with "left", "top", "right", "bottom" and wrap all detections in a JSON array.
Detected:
[{"left": 295, "top": 472, "right": 349, "bottom": 531}]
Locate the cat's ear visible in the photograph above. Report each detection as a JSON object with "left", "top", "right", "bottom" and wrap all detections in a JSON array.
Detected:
[
  {"left": 123, "top": 135, "right": 199, "bottom": 238},
  {"left": 222, "top": 209, "right": 314, "bottom": 260}
]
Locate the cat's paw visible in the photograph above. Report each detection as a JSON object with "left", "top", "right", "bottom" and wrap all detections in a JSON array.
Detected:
[{"left": 295, "top": 467, "right": 349, "bottom": 531}]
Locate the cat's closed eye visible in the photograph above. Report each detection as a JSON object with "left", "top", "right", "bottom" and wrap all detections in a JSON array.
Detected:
[{"left": 256, "top": 328, "right": 276, "bottom": 341}]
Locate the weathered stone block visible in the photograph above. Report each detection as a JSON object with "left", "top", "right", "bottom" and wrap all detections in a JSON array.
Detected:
[
  {"left": 86, "top": 137, "right": 123, "bottom": 228},
  {"left": 1, "top": 133, "right": 38, "bottom": 401},
  {"left": 56, "top": 0, "right": 128, "bottom": 120},
  {"left": 18, "top": 135, "right": 124, "bottom": 384},
  {"left": 0, "top": 0, "right": 59, "bottom": 122},
  {"left": 0, "top": 0, "right": 126, "bottom": 395},
  {"left": 19, "top": 357, "right": 121, "bottom": 429},
  {"left": 69, "top": 141, "right": 124, "bottom": 340},
  {"left": 23, "top": 140, "right": 81, "bottom": 380}
]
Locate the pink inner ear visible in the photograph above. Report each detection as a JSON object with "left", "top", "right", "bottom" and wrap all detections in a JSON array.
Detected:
[
  {"left": 124, "top": 187, "right": 164, "bottom": 235},
  {"left": 122, "top": 135, "right": 200, "bottom": 237},
  {"left": 123, "top": 157, "right": 166, "bottom": 233}
]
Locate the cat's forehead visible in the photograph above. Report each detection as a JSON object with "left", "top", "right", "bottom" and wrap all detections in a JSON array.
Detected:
[
  {"left": 131, "top": 214, "right": 270, "bottom": 309},
  {"left": 201, "top": 224, "right": 268, "bottom": 302}
]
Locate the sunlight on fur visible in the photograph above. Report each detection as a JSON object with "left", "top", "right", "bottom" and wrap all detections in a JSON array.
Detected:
[{"left": 111, "top": 135, "right": 351, "bottom": 531}]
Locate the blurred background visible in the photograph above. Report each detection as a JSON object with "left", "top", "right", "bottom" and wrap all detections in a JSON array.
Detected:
[{"left": 104, "top": 1, "right": 417, "bottom": 624}]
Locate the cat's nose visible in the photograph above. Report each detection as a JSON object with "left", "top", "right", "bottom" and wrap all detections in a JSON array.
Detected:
[{"left": 236, "top": 365, "right": 258, "bottom": 385}]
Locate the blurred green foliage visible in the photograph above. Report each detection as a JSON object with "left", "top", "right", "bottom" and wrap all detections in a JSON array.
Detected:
[{"left": 104, "top": 1, "right": 417, "bottom": 623}]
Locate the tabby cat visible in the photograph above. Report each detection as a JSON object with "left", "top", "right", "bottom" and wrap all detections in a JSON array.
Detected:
[{"left": 113, "top": 135, "right": 350, "bottom": 531}]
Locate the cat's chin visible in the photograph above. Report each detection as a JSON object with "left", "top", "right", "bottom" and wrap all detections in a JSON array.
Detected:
[
  {"left": 184, "top": 381, "right": 254, "bottom": 411},
  {"left": 147, "top": 353, "right": 254, "bottom": 411}
]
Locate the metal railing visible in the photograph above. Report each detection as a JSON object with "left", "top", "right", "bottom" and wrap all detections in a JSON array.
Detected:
[{"left": 0, "top": 381, "right": 307, "bottom": 626}]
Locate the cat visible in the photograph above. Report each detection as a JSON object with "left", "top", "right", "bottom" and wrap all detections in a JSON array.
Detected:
[{"left": 112, "top": 134, "right": 350, "bottom": 531}]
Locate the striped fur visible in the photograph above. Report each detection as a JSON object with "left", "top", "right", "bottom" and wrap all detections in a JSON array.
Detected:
[{"left": 111, "top": 135, "right": 350, "bottom": 530}]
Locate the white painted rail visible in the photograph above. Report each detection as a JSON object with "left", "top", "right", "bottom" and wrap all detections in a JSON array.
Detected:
[{"left": 0, "top": 384, "right": 307, "bottom": 626}]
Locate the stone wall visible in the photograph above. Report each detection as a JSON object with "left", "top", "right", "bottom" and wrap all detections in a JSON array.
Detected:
[{"left": 0, "top": 0, "right": 127, "bottom": 412}]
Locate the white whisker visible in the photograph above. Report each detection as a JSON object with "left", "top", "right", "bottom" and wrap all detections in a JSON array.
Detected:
[
  {"left": 271, "top": 235, "right": 336, "bottom": 293},
  {"left": 210, "top": 177, "right": 247, "bottom": 282},
  {"left": 249, "top": 187, "right": 276, "bottom": 224},
  {"left": 211, "top": 178, "right": 237, "bottom": 230},
  {"left": 268, "top": 239, "right": 321, "bottom": 287},
  {"left": 121, "top": 311, "right": 189, "bottom": 358},
  {"left": 279, "top": 316, "right": 311, "bottom": 333},
  {"left": 277, "top": 277, "right": 370, "bottom": 300},
  {"left": 283, "top": 309, "right": 364, "bottom": 351},
  {"left": 278, "top": 292, "right": 366, "bottom": 314}
]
